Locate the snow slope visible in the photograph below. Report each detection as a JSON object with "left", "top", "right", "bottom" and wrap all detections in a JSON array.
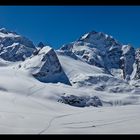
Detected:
[
  {"left": 57, "top": 52, "right": 138, "bottom": 94},
  {"left": 0, "top": 54, "right": 140, "bottom": 134},
  {"left": 0, "top": 90, "right": 140, "bottom": 134}
]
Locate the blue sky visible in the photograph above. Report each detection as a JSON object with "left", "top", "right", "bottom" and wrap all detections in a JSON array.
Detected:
[{"left": 0, "top": 6, "right": 140, "bottom": 49}]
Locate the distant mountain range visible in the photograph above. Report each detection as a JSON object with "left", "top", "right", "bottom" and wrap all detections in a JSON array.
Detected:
[
  {"left": 1, "top": 27, "right": 140, "bottom": 134},
  {"left": 0, "top": 27, "right": 140, "bottom": 92}
]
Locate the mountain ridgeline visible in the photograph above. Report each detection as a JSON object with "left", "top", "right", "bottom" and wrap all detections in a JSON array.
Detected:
[
  {"left": 60, "top": 31, "right": 136, "bottom": 80},
  {"left": 0, "top": 28, "right": 139, "bottom": 86}
]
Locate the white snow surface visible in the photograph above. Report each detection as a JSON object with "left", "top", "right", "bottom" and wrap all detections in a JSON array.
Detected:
[{"left": 0, "top": 54, "right": 140, "bottom": 134}]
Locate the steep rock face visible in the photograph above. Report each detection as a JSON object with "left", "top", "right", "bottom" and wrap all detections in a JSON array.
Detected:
[
  {"left": 121, "top": 45, "right": 135, "bottom": 80},
  {"left": 22, "top": 46, "right": 71, "bottom": 85},
  {"left": 0, "top": 28, "right": 36, "bottom": 61},
  {"left": 131, "top": 48, "right": 140, "bottom": 80},
  {"left": 60, "top": 31, "right": 122, "bottom": 68},
  {"left": 60, "top": 31, "right": 135, "bottom": 79},
  {"left": 58, "top": 95, "right": 102, "bottom": 107}
]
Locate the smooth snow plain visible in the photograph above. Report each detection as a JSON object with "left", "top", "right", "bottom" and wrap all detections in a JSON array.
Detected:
[{"left": 0, "top": 56, "right": 140, "bottom": 134}]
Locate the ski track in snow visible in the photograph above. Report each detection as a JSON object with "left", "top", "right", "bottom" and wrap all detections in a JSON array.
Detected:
[
  {"left": 38, "top": 109, "right": 95, "bottom": 134},
  {"left": 38, "top": 108, "right": 140, "bottom": 134},
  {"left": 64, "top": 117, "right": 139, "bottom": 129},
  {"left": 38, "top": 113, "right": 82, "bottom": 134}
]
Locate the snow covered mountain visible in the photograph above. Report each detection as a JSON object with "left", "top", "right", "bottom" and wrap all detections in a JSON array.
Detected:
[
  {"left": 20, "top": 46, "right": 71, "bottom": 85},
  {"left": 0, "top": 28, "right": 36, "bottom": 61},
  {"left": 0, "top": 28, "right": 139, "bottom": 88},
  {"left": 0, "top": 28, "right": 140, "bottom": 134},
  {"left": 0, "top": 28, "right": 139, "bottom": 90},
  {"left": 60, "top": 31, "right": 135, "bottom": 80}
]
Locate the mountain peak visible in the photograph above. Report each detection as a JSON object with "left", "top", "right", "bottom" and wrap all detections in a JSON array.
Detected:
[
  {"left": 0, "top": 28, "right": 10, "bottom": 33},
  {"left": 60, "top": 30, "right": 135, "bottom": 80},
  {"left": 0, "top": 28, "right": 35, "bottom": 61},
  {"left": 0, "top": 28, "right": 8, "bottom": 33},
  {"left": 0, "top": 28, "right": 18, "bottom": 35},
  {"left": 77, "top": 30, "right": 121, "bottom": 47},
  {"left": 22, "top": 46, "right": 71, "bottom": 85},
  {"left": 78, "top": 30, "right": 97, "bottom": 40},
  {"left": 37, "top": 42, "right": 45, "bottom": 48}
]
